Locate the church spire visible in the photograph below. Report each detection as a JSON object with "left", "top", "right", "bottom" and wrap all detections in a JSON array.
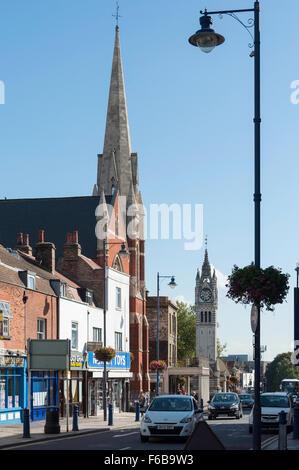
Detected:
[
  {"left": 96, "top": 25, "right": 135, "bottom": 199},
  {"left": 201, "top": 248, "right": 211, "bottom": 279}
]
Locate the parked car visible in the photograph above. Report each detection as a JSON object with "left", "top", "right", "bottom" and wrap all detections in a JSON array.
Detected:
[
  {"left": 238, "top": 393, "right": 254, "bottom": 409},
  {"left": 249, "top": 392, "right": 294, "bottom": 433},
  {"left": 208, "top": 392, "right": 242, "bottom": 420},
  {"left": 140, "top": 394, "right": 203, "bottom": 442}
]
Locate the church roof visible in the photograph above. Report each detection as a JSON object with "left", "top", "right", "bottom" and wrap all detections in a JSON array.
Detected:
[{"left": 0, "top": 195, "right": 112, "bottom": 260}]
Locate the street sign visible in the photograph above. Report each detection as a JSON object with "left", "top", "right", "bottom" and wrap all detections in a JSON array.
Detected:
[{"left": 251, "top": 305, "right": 258, "bottom": 333}]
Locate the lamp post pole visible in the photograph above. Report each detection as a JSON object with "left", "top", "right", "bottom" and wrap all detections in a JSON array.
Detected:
[
  {"left": 156, "top": 273, "right": 176, "bottom": 396},
  {"left": 102, "top": 240, "right": 129, "bottom": 421},
  {"left": 188, "top": 1, "right": 261, "bottom": 450}
]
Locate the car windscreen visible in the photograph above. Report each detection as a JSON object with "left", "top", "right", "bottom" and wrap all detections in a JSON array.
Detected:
[
  {"left": 212, "top": 394, "right": 237, "bottom": 402},
  {"left": 239, "top": 395, "right": 251, "bottom": 399},
  {"left": 261, "top": 396, "right": 289, "bottom": 408},
  {"left": 149, "top": 397, "right": 192, "bottom": 412}
]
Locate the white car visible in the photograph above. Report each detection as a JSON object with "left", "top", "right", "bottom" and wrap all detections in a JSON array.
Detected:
[
  {"left": 140, "top": 394, "right": 203, "bottom": 442},
  {"left": 249, "top": 392, "right": 294, "bottom": 433}
]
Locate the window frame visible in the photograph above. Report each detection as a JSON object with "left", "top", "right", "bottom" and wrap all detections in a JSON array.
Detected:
[{"left": 37, "top": 318, "right": 46, "bottom": 340}]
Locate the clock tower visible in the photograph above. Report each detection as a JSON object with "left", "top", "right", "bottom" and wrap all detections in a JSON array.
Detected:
[{"left": 195, "top": 248, "right": 218, "bottom": 362}]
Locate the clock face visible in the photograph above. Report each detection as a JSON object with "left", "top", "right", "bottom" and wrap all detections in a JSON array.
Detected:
[{"left": 200, "top": 288, "right": 212, "bottom": 302}]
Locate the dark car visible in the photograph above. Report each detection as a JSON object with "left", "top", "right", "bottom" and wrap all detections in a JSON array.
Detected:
[
  {"left": 208, "top": 392, "right": 242, "bottom": 420},
  {"left": 238, "top": 393, "right": 254, "bottom": 409}
]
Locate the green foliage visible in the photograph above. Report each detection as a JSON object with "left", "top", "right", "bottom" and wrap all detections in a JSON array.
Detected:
[
  {"left": 176, "top": 301, "right": 196, "bottom": 362},
  {"left": 217, "top": 338, "right": 227, "bottom": 358},
  {"left": 265, "top": 352, "right": 299, "bottom": 391}
]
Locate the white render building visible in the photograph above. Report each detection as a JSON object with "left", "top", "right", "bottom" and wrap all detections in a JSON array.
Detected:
[{"left": 56, "top": 266, "right": 131, "bottom": 416}]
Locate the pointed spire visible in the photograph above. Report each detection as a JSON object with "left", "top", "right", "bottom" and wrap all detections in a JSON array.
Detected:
[
  {"left": 201, "top": 248, "right": 211, "bottom": 278},
  {"left": 97, "top": 26, "right": 133, "bottom": 198}
]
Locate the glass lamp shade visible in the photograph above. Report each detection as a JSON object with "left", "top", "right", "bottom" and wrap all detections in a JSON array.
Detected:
[
  {"left": 168, "top": 277, "right": 177, "bottom": 289},
  {"left": 118, "top": 244, "right": 129, "bottom": 258},
  {"left": 196, "top": 33, "right": 218, "bottom": 53}
]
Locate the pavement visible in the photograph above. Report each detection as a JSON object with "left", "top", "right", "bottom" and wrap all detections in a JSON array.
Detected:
[
  {"left": 262, "top": 432, "right": 299, "bottom": 451},
  {"left": 0, "top": 411, "right": 141, "bottom": 450},
  {"left": 1, "top": 411, "right": 299, "bottom": 451}
]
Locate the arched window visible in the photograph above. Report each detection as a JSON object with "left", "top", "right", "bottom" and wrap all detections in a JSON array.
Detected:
[{"left": 112, "top": 255, "right": 123, "bottom": 272}]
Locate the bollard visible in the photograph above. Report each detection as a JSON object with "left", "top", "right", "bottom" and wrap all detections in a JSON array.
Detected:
[
  {"left": 23, "top": 408, "right": 31, "bottom": 438},
  {"left": 135, "top": 401, "right": 140, "bottom": 422},
  {"left": 44, "top": 407, "right": 60, "bottom": 434},
  {"left": 293, "top": 405, "right": 299, "bottom": 439},
  {"left": 108, "top": 403, "right": 114, "bottom": 426},
  {"left": 278, "top": 410, "right": 287, "bottom": 450},
  {"left": 72, "top": 404, "right": 79, "bottom": 431}
]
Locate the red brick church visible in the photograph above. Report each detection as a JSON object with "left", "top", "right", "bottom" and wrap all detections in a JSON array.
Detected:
[{"left": 0, "top": 26, "right": 150, "bottom": 399}]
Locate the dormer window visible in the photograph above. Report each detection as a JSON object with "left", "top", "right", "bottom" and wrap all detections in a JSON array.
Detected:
[
  {"left": 60, "top": 283, "right": 66, "bottom": 297},
  {"left": 28, "top": 275, "right": 35, "bottom": 290},
  {"left": 19, "top": 271, "right": 36, "bottom": 290}
]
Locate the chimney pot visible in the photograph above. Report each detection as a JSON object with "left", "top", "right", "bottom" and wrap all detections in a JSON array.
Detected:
[
  {"left": 38, "top": 230, "right": 45, "bottom": 243},
  {"left": 73, "top": 231, "right": 79, "bottom": 244},
  {"left": 23, "top": 234, "right": 29, "bottom": 246},
  {"left": 17, "top": 233, "right": 23, "bottom": 245},
  {"left": 66, "top": 233, "right": 72, "bottom": 244}
]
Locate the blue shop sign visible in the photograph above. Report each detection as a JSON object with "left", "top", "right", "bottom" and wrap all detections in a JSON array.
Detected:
[{"left": 88, "top": 352, "right": 130, "bottom": 369}]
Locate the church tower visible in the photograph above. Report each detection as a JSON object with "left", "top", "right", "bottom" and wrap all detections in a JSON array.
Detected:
[
  {"left": 195, "top": 248, "right": 221, "bottom": 397},
  {"left": 94, "top": 26, "right": 149, "bottom": 399}
]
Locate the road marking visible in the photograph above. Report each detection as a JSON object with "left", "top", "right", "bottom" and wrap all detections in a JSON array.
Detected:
[
  {"left": 113, "top": 431, "right": 139, "bottom": 438},
  {"left": 120, "top": 447, "right": 132, "bottom": 450}
]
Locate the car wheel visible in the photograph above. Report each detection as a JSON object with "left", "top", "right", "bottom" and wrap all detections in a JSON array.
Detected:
[
  {"left": 140, "top": 434, "right": 149, "bottom": 443},
  {"left": 249, "top": 425, "right": 253, "bottom": 434}
]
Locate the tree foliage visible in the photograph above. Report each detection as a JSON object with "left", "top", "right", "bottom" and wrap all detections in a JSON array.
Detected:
[
  {"left": 176, "top": 301, "right": 196, "bottom": 362},
  {"left": 265, "top": 352, "right": 299, "bottom": 391}
]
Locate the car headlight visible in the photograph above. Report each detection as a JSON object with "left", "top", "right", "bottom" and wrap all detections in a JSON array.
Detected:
[
  {"left": 143, "top": 415, "right": 152, "bottom": 423},
  {"left": 180, "top": 416, "right": 193, "bottom": 423},
  {"left": 230, "top": 404, "right": 238, "bottom": 409},
  {"left": 208, "top": 404, "right": 215, "bottom": 409}
]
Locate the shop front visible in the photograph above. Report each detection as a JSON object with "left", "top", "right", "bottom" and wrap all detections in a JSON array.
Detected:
[
  {"left": 59, "top": 351, "right": 87, "bottom": 418},
  {"left": 0, "top": 352, "right": 26, "bottom": 425},
  {"left": 87, "top": 351, "right": 132, "bottom": 414}
]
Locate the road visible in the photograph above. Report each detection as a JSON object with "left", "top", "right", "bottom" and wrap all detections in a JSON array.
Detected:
[{"left": 6, "top": 410, "right": 276, "bottom": 451}]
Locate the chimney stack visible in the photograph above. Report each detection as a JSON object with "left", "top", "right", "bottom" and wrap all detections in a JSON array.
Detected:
[
  {"left": 63, "top": 231, "right": 81, "bottom": 260},
  {"left": 15, "top": 233, "right": 33, "bottom": 256},
  {"left": 34, "top": 230, "right": 56, "bottom": 273}
]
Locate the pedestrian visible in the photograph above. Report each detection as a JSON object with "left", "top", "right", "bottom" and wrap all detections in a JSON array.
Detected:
[{"left": 139, "top": 391, "right": 146, "bottom": 416}]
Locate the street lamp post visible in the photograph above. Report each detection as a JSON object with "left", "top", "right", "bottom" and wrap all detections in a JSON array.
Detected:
[
  {"left": 103, "top": 240, "right": 129, "bottom": 420},
  {"left": 156, "top": 273, "right": 177, "bottom": 395},
  {"left": 188, "top": 1, "right": 262, "bottom": 450}
]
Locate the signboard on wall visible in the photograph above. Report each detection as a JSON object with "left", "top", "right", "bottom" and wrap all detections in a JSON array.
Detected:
[
  {"left": 88, "top": 352, "right": 130, "bottom": 369},
  {"left": 28, "top": 339, "right": 71, "bottom": 371}
]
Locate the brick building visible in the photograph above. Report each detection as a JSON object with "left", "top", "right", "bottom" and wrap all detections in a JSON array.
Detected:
[{"left": 146, "top": 296, "right": 178, "bottom": 394}]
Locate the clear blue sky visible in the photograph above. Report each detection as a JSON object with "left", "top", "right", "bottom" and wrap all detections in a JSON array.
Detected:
[{"left": 1, "top": 0, "right": 299, "bottom": 362}]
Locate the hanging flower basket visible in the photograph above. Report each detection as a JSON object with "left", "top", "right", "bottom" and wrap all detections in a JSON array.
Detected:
[
  {"left": 94, "top": 347, "right": 116, "bottom": 362},
  {"left": 226, "top": 263, "right": 290, "bottom": 312},
  {"left": 149, "top": 360, "right": 167, "bottom": 372}
]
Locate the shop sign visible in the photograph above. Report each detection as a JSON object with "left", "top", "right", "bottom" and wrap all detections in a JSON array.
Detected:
[
  {"left": 88, "top": 351, "right": 130, "bottom": 370},
  {"left": 0, "top": 355, "right": 25, "bottom": 367},
  {"left": 70, "top": 352, "right": 85, "bottom": 370}
]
